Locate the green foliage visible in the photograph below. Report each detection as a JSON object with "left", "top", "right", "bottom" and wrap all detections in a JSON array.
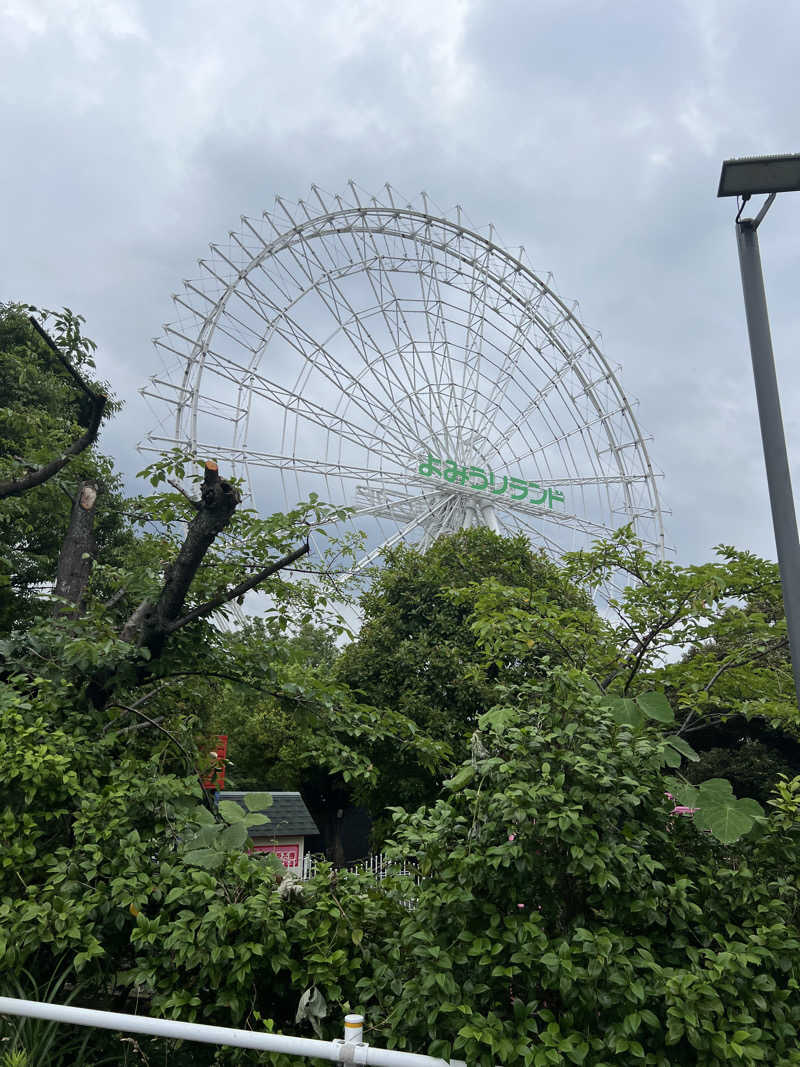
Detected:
[
  {"left": 562, "top": 529, "right": 795, "bottom": 730},
  {"left": 356, "top": 671, "right": 800, "bottom": 1065},
  {"left": 0, "top": 963, "right": 103, "bottom": 1065},
  {"left": 0, "top": 304, "right": 128, "bottom": 631},
  {"left": 4, "top": 302, "right": 800, "bottom": 1066},
  {"left": 767, "top": 773, "right": 800, "bottom": 828},
  {"left": 335, "top": 528, "right": 598, "bottom": 815},
  {"left": 670, "top": 778, "right": 765, "bottom": 844}
]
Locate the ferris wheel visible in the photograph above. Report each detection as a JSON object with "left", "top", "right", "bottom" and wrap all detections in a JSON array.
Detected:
[{"left": 141, "top": 182, "right": 665, "bottom": 574}]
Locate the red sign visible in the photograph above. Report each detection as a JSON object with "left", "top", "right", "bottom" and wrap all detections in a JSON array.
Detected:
[
  {"left": 252, "top": 843, "right": 300, "bottom": 868},
  {"left": 198, "top": 734, "right": 228, "bottom": 791}
]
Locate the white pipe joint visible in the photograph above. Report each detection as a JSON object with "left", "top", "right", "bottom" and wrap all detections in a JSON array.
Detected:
[{"left": 335, "top": 1038, "right": 370, "bottom": 1065}]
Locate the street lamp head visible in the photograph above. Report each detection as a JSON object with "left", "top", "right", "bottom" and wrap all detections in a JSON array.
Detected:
[{"left": 718, "top": 153, "right": 800, "bottom": 197}]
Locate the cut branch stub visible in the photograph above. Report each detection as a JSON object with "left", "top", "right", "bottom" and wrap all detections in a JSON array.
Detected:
[{"left": 53, "top": 479, "right": 99, "bottom": 614}]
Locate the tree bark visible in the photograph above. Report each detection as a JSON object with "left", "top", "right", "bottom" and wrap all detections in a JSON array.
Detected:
[
  {"left": 91, "top": 460, "right": 310, "bottom": 709},
  {"left": 53, "top": 481, "right": 98, "bottom": 613},
  {"left": 120, "top": 461, "right": 243, "bottom": 658}
]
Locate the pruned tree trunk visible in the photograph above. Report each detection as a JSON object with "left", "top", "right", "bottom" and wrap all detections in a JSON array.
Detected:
[
  {"left": 120, "top": 461, "right": 241, "bottom": 656},
  {"left": 90, "top": 460, "right": 309, "bottom": 710},
  {"left": 53, "top": 481, "right": 98, "bottom": 613}
]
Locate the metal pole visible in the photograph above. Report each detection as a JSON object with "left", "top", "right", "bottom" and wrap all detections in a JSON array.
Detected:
[
  {"left": 0, "top": 998, "right": 468, "bottom": 1067},
  {"left": 736, "top": 218, "right": 800, "bottom": 709}
]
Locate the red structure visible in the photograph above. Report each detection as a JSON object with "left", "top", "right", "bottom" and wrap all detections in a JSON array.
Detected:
[{"left": 198, "top": 734, "right": 228, "bottom": 791}]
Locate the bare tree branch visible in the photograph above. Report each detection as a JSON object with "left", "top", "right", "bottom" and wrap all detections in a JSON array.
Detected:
[
  {"left": 0, "top": 395, "right": 106, "bottom": 499},
  {"left": 165, "top": 539, "right": 310, "bottom": 635},
  {"left": 27, "top": 315, "right": 97, "bottom": 398},
  {"left": 105, "top": 701, "right": 195, "bottom": 762},
  {"left": 702, "top": 636, "right": 790, "bottom": 695},
  {"left": 167, "top": 477, "right": 200, "bottom": 509},
  {"left": 101, "top": 681, "right": 181, "bottom": 731},
  {"left": 104, "top": 701, "right": 216, "bottom": 814},
  {"left": 601, "top": 597, "right": 692, "bottom": 693}
]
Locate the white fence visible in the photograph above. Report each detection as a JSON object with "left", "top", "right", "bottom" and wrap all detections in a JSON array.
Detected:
[{"left": 301, "top": 852, "right": 419, "bottom": 883}]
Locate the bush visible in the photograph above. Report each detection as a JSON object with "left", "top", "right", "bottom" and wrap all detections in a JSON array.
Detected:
[{"left": 357, "top": 672, "right": 800, "bottom": 1065}]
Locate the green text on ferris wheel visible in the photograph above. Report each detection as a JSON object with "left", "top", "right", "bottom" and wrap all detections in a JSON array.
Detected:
[{"left": 418, "top": 455, "right": 565, "bottom": 508}]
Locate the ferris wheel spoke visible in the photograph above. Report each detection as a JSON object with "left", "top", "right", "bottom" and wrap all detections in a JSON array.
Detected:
[
  {"left": 280, "top": 252, "right": 440, "bottom": 445},
  {"left": 492, "top": 507, "right": 572, "bottom": 557},
  {"left": 477, "top": 395, "right": 630, "bottom": 474},
  {"left": 358, "top": 275, "right": 445, "bottom": 439},
  {"left": 459, "top": 237, "right": 496, "bottom": 449},
  {"left": 466, "top": 291, "right": 548, "bottom": 453},
  {"left": 166, "top": 447, "right": 432, "bottom": 491},
  {"left": 409, "top": 205, "right": 462, "bottom": 442},
  {"left": 358, "top": 226, "right": 456, "bottom": 452},
  {"left": 353, "top": 481, "right": 448, "bottom": 514},
  {"left": 232, "top": 292, "right": 430, "bottom": 455},
  {"left": 486, "top": 493, "right": 614, "bottom": 540},
  {"left": 465, "top": 288, "right": 592, "bottom": 459},
  {"left": 197, "top": 348, "right": 419, "bottom": 465},
  {"left": 245, "top": 221, "right": 444, "bottom": 448},
  {"left": 349, "top": 493, "right": 454, "bottom": 572}
]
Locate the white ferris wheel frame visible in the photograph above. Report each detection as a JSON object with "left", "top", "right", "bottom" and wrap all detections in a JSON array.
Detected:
[{"left": 141, "top": 182, "right": 666, "bottom": 573}]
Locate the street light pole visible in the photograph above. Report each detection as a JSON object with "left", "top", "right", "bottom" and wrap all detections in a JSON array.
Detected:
[{"left": 734, "top": 214, "right": 800, "bottom": 708}]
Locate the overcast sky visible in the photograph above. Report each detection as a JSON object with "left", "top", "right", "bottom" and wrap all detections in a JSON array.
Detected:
[{"left": 3, "top": 0, "right": 800, "bottom": 570}]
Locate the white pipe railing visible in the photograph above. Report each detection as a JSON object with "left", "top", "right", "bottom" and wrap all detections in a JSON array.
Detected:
[{"left": 0, "top": 998, "right": 467, "bottom": 1067}]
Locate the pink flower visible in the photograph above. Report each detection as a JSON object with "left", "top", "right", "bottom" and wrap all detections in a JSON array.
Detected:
[
  {"left": 508, "top": 833, "right": 516, "bottom": 842},
  {"left": 517, "top": 903, "right": 525, "bottom": 909}
]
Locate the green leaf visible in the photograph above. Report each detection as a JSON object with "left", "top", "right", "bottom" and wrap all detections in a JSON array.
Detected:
[
  {"left": 183, "top": 848, "right": 225, "bottom": 869},
  {"left": 665, "top": 735, "right": 700, "bottom": 762},
  {"left": 243, "top": 813, "right": 269, "bottom": 828},
  {"left": 737, "top": 797, "right": 766, "bottom": 819},
  {"left": 605, "top": 697, "right": 644, "bottom": 728},
  {"left": 673, "top": 783, "right": 700, "bottom": 808},
  {"left": 662, "top": 746, "right": 681, "bottom": 768},
  {"left": 478, "top": 706, "right": 517, "bottom": 732},
  {"left": 219, "top": 821, "right": 248, "bottom": 849},
  {"left": 218, "top": 800, "right": 246, "bottom": 823},
  {"left": 444, "top": 765, "right": 476, "bottom": 791},
  {"left": 693, "top": 781, "right": 764, "bottom": 844},
  {"left": 635, "top": 691, "right": 675, "bottom": 723},
  {"left": 244, "top": 791, "right": 273, "bottom": 812},
  {"left": 195, "top": 824, "right": 219, "bottom": 847},
  {"left": 697, "top": 778, "right": 734, "bottom": 797}
]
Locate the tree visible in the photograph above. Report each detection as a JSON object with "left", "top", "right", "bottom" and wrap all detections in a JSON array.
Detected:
[
  {"left": 0, "top": 306, "right": 376, "bottom": 1060},
  {"left": 5, "top": 302, "right": 800, "bottom": 1066},
  {"left": 334, "top": 528, "right": 600, "bottom": 816},
  {"left": 0, "top": 308, "right": 106, "bottom": 501},
  {"left": 559, "top": 528, "right": 793, "bottom": 722},
  {"left": 0, "top": 305, "right": 127, "bottom": 630}
]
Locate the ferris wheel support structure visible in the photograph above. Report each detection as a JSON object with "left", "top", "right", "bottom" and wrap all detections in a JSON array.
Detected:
[{"left": 142, "top": 183, "right": 666, "bottom": 575}]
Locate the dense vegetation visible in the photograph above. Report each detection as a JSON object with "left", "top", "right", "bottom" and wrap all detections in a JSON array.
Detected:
[{"left": 2, "top": 304, "right": 800, "bottom": 1065}]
